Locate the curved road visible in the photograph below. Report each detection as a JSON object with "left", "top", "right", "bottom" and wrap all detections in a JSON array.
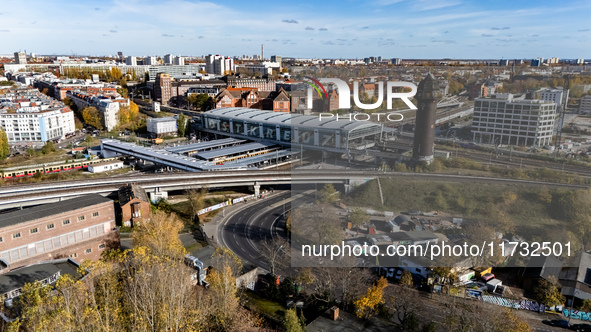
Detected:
[{"left": 218, "top": 191, "right": 294, "bottom": 270}]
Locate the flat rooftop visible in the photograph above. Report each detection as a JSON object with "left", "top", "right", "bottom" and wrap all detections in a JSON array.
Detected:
[
  {"left": 196, "top": 142, "right": 276, "bottom": 160},
  {"left": 0, "top": 259, "right": 81, "bottom": 295},
  {"left": 165, "top": 138, "right": 246, "bottom": 154},
  {"left": 0, "top": 194, "right": 112, "bottom": 229}
]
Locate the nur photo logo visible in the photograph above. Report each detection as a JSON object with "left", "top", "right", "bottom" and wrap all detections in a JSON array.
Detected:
[{"left": 304, "top": 77, "right": 418, "bottom": 111}]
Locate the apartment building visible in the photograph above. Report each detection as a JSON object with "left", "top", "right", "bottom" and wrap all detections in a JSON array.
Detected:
[
  {"left": 13, "top": 52, "right": 26, "bottom": 65},
  {"left": 472, "top": 94, "right": 556, "bottom": 146},
  {"left": 580, "top": 95, "right": 591, "bottom": 114},
  {"left": 0, "top": 194, "right": 119, "bottom": 271},
  {"left": 0, "top": 88, "right": 76, "bottom": 143},
  {"left": 205, "top": 54, "right": 235, "bottom": 75},
  {"left": 125, "top": 56, "right": 137, "bottom": 66},
  {"left": 540, "top": 88, "right": 568, "bottom": 109},
  {"left": 67, "top": 90, "right": 127, "bottom": 131},
  {"left": 155, "top": 73, "right": 172, "bottom": 105}
]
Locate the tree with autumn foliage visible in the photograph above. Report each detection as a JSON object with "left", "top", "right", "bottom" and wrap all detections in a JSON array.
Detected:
[
  {"left": 81, "top": 106, "right": 103, "bottom": 130},
  {"left": 131, "top": 210, "right": 186, "bottom": 259},
  {"left": 354, "top": 277, "right": 388, "bottom": 319},
  {"left": 534, "top": 276, "right": 565, "bottom": 307}
]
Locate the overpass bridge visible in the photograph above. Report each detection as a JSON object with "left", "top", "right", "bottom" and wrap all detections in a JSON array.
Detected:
[{"left": 0, "top": 170, "right": 587, "bottom": 210}]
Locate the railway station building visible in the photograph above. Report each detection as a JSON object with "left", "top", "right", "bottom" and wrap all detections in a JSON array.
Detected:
[{"left": 197, "top": 108, "right": 383, "bottom": 153}]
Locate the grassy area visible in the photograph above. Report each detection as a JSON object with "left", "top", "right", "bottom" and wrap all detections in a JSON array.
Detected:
[
  {"left": 0, "top": 151, "right": 74, "bottom": 168},
  {"left": 243, "top": 290, "right": 286, "bottom": 324},
  {"left": 401, "top": 156, "right": 591, "bottom": 185},
  {"left": 184, "top": 242, "right": 203, "bottom": 253},
  {"left": 346, "top": 177, "right": 579, "bottom": 245}
]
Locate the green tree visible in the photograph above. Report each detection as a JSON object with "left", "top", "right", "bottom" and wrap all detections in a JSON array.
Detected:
[
  {"left": 0, "top": 127, "right": 9, "bottom": 159},
  {"left": 177, "top": 113, "right": 186, "bottom": 137},
  {"left": 318, "top": 183, "right": 339, "bottom": 204},
  {"left": 283, "top": 308, "right": 305, "bottom": 332},
  {"left": 349, "top": 208, "right": 369, "bottom": 230},
  {"left": 41, "top": 141, "right": 56, "bottom": 154}
]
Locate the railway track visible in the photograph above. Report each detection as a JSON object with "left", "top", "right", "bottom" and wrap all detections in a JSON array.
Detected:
[{"left": 454, "top": 149, "right": 591, "bottom": 177}]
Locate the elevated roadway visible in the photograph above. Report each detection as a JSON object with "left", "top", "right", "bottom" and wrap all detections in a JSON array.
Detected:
[{"left": 0, "top": 170, "right": 587, "bottom": 210}]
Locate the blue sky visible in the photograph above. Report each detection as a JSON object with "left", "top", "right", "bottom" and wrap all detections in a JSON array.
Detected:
[{"left": 0, "top": 0, "right": 589, "bottom": 59}]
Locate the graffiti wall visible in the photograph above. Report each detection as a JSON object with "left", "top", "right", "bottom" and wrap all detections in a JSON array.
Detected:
[
  {"left": 563, "top": 309, "right": 591, "bottom": 321},
  {"left": 480, "top": 296, "right": 545, "bottom": 313}
]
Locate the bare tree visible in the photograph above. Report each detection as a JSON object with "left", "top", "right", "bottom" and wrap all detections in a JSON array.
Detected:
[{"left": 259, "top": 237, "right": 290, "bottom": 276}]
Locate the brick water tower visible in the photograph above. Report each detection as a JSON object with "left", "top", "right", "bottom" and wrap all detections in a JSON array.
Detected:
[{"left": 412, "top": 73, "right": 442, "bottom": 164}]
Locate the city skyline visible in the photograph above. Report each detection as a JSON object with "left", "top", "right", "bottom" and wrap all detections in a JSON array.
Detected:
[{"left": 0, "top": 0, "right": 590, "bottom": 59}]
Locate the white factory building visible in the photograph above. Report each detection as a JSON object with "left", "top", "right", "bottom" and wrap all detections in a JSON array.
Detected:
[{"left": 472, "top": 94, "right": 557, "bottom": 147}]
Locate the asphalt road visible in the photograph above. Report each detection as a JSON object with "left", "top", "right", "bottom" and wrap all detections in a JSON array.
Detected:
[{"left": 218, "top": 191, "right": 293, "bottom": 270}]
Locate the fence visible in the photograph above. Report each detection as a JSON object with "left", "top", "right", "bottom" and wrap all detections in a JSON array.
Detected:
[{"left": 196, "top": 194, "right": 256, "bottom": 215}]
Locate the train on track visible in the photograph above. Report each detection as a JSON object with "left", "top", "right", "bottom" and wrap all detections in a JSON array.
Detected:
[{"left": 0, "top": 157, "right": 120, "bottom": 179}]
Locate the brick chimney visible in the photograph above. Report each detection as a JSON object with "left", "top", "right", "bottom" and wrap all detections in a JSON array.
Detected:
[{"left": 329, "top": 306, "right": 339, "bottom": 320}]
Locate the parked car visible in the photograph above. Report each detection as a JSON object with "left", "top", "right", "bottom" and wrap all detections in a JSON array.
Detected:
[
  {"left": 481, "top": 273, "right": 495, "bottom": 282},
  {"left": 548, "top": 319, "right": 569, "bottom": 328},
  {"left": 395, "top": 269, "right": 402, "bottom": 280},
  {"left": 386, "top": 268, "right": 395, "bottom": 278},
  {"left": 571, "top": 323, "right": 591, "bottom": 332}
]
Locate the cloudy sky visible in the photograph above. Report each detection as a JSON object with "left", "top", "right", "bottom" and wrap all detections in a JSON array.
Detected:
[{"left": 0, "top": 0, "right": 589, "bottom": 59}]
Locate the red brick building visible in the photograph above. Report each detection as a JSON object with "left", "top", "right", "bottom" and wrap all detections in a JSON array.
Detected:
[
  {"left": 214, "top": 88, "right": 290, "bottom": 112},
  {"left": 118, "top": 184, "right": 151, "bottom": 227},
  {"left": 0, "top": 194, "right": 119, "bottom": 272}
]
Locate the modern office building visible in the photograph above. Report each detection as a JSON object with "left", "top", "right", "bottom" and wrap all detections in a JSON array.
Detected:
[
  {"left": 0, "top": 194, "right": 119, "bottom": 270},
  {"left": 472, "top": 94, "right": 557, "bottom": 146},
  {"left": 147, "top": 64, "right": 204, "bottom": 81}
]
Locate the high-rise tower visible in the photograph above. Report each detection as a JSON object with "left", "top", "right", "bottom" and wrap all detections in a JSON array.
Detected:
[{"left": 412, "top": 73, "right": 442, "bottom": 164}]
